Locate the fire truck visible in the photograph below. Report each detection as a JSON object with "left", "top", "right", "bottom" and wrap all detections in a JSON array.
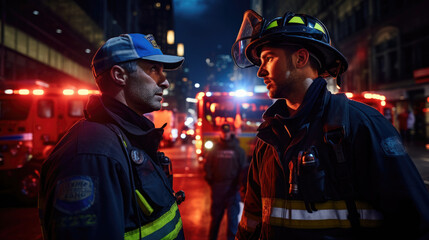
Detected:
[
  {"left": 343, "top": 92, "right": 394, "bottom": 125},
  {"left": 0, "top": 80, "right": 99, "bottom": 204},
  {"left": 146, "top": 109, "right": 179, "bottom": 148},
  {"left": 195, "top": 90, "right": 273, "bottom": 163}
]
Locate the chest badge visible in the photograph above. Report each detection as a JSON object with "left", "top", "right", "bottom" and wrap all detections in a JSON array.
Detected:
[{"left": 130, "top": 149, "right": 145, "bottom": 164}]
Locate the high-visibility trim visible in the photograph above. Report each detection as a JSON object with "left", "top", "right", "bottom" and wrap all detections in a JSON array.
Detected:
[
  {"left": 266, "top": 20, "right": 279, "bottom": 30},
  {"left": 314, "top": 23, "right": 326, "bottom": 34},
  {"left": 314, "top": 22, "right": 326, "bottom": 34},
  {"left": 239, "top": 211, "right": 262, "bottom": 231},
  {"left": 263, "top": 198, "right": 383, "bottom": 229},
  {"left": 288, "top": 16, "right": 305, "bottom": 24},
  {"left": 161, "top": 219, "right": 182, "bottom": 240},
  {"left": 124, "top": 202, "right": 181, "bottom": 240},
  {"left": 135, "top": 190, "right": 154, "bottom": 216}
]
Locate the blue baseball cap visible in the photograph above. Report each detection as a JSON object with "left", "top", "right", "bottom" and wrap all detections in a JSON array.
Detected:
[{"left": 91, "top": 33, "right": 184, "bottom": 78}]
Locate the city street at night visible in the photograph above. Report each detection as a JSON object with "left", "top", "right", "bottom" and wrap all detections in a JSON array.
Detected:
[
  {"left": 1, "top": 1, "right": 429, "bottom": 239},
  {"left": 0, "top": 143, "right": 231, "bottom": 240},
  {"left": 0, "top": 142, "right": 428, "bottom": 240}
]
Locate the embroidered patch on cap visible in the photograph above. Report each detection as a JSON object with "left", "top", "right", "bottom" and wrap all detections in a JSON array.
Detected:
[
  {"left": 381, "top": 136, "right": 406, "bottom": 156},
  {"left": 54, "top": 176, "right": 96, "bottom": 214},
  {"left": 144, "top": 34, "right": 160, "bottom": 49}
]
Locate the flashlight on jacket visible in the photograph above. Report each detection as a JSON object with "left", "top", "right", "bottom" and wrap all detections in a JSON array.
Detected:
[
  {"left": 157, "top": 151, "right": 173, "bottom": 186},
  {"left": 289, "top": 159, "right": 299, "bottom": 195}
]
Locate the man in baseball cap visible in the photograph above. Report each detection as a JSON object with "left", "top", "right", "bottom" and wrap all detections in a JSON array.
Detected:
[
  {"left": 91, "top": 33, "right": 184, "bottom": 79},
  {"left": 39, "top": 33, "right": 186, "bottom": 239}
]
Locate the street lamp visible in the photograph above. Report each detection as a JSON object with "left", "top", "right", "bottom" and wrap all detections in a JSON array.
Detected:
[
  {"left": 167, "top": 30, "right": 175, "bottom": 45},
  {"left": 177, "top": 43, "right": 184, "bottom": 56}
]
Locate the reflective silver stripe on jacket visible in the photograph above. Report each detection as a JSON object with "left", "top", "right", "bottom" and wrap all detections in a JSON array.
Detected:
[{"left": 263, "top": 198, "right": 384, "bottom": 229}]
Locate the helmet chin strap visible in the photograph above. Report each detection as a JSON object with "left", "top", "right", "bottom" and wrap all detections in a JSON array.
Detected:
[
  {"left": 308, "top": 52, "right": 322, "bottom": 70},
  {"left": 327, "top": 62, "right": 343, "bottom": 87}
]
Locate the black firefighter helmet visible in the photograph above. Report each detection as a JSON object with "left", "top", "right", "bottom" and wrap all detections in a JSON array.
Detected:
[{"left": 231, "top": 10, "right": 348, "bottom": 84}]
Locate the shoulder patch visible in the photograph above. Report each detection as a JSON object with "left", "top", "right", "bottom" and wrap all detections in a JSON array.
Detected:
[
  {"left": 54, "top": 176, "right": 96, "bottom": 214},
  {"left": 381, "top": 136, "right": 406, "bottom": 156}
]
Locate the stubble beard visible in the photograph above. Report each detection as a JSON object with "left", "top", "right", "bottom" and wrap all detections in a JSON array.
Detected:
[{"left": 269, "top": 70, "right": 293, "bottom": 99}]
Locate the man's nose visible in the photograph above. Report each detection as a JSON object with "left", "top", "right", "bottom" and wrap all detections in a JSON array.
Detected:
[
  {"left": 160, "top": 78, "right": 169, "bottom": 89},
  {"left": 257, "top": 65, "right": 268, "bottom": 78}
]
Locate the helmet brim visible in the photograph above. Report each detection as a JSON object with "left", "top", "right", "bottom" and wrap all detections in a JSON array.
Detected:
[{"left": 246, "top": 33, "right": 348, "bottom": 77}]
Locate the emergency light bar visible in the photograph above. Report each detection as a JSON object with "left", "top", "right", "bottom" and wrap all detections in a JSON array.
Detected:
[
  {"left": 3, "top": 88, "right": 100, "bottom": 96},
  {"left": 344, "top": 92, "right": 386, "bottom": 101},
  {"left": 197, "top": 90, "right": 254, "bottom": 98}
]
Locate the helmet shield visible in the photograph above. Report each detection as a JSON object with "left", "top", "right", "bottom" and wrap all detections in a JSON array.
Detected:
[{"left": 231, "top": 10, "right": 264, "bottom": 68}]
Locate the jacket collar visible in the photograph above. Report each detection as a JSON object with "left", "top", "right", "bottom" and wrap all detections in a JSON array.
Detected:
[
  {"left": 84, "top": 95, "right": 164, "bottom": 151},
  {"left": 257, "top": 78, "right": 328, "bottom": 146}
]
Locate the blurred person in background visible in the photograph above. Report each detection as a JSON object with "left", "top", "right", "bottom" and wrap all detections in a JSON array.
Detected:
[
  {"left": 204, "top": 123, "right": 247, "bottom": 240},
  {"left": 39, "top": 33, "right": 185, "bottom": 239}
]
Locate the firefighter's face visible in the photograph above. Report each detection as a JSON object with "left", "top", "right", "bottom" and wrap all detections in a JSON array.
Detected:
[
  {"left": 257, "top": 46, "right": 297, "bottom": 99},
  {"left": 124, "top": 60, "right": 169, "bottom": 115},
  {"left": 221, "top": 131, "right": 231, "bottom": 140}
]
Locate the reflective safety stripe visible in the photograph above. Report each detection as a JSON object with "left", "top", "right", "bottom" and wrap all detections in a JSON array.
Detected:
[
  {"left": 263, "top": 198, "right": 383, "bottom": 229},
  {"left": 161, "top": 219, "right": 182, "bottom": 240},
  {"left": 135, "top": 190, "right": 154, "bottom": 216},
  {"left": 265, "top": 21, "right": 279, "bottom": 30},
  {"left": 288, "top": 16, "right": 305, "bottom": 24},
  {"left": 124, "top": 202, "right": 182, "bottom": 240},
  {"left": 313, "top": 22, "right": 326, "bottom": 34},
  {"left": 239, "top": 211, "right": 262, "bottom": 231}
]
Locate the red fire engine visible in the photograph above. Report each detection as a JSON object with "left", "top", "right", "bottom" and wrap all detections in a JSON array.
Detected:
[
  {"left": 343, "top": 92, "right": 394, "bottom": 124},
  {"left": 0, "top": 80, "right": 99, "bottom": 204},
  {"left": 195, "top": 90, "right": 273, "bottom": 163}
]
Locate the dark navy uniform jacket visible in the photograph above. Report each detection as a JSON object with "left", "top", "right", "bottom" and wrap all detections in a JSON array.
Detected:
[
  {"left": 39, "top": 95, "right": 184, "bottom": 239},
  {"left": 236, "top": 78, "right": 429, "bottom": 240}
]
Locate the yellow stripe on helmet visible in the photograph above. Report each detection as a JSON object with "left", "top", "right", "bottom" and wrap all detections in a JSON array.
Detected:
[
  {"left": 314, "top": 22, "right": 326, "bottom": 34},
  {"left": 288, "top": 16, "right": 305, "bottom": 24},
  {"left": 265, "top": 20, "right": 279, "bottom": 30}
]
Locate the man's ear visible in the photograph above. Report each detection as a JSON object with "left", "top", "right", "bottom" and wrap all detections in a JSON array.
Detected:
[
  {"left": 109, "top": 65, "right": 128, "bottom": 86},
  {"left": 295, "top": 48, "right": 310, "bottom": 68}
]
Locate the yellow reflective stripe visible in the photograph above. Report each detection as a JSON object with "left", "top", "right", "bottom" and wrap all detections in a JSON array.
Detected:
[
  {"left": 264, "top": 199, "right": 383, "bottom": 229},
  {"left": 265, "top": 21, "right": 278, "bottom": 30},
  {"left": 161, "top": 218, "right": 182, "bottom": 240},
  {"left": 288, "top": 16, "right": 305, "bottom": 24},
  {"left": 314, "top": 22, "right": 326, "bottom": 34},
  {"left": 135, "top": 190, "right": 154, "bottom": 216},
  {"left": 124, "top": 202, "right": 180, "bottom": 240}
]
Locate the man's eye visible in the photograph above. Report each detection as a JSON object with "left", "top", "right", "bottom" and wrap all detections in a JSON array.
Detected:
[{"left": 262, "top": 56, "right": 272, "bottom": 62}]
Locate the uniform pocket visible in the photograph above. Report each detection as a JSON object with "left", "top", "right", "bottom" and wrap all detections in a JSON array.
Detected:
[{"left": 130, "top": 148, "right": 174, "bottom": 210}]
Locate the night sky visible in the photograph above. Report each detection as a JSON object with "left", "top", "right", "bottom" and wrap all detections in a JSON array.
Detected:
[{"left": 173, "top": 0, "right": 251, "bottom": 87}]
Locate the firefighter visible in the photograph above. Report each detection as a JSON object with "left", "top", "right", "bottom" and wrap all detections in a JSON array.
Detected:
[
  {"left": 39, "top": 34, "right": 185, "bottom": 239},
  {"left": 231, "top": 10, "right": 429, "bottom": 239},
  {"left": 204, "top": 123, "right": 247, "bottom": 240}
]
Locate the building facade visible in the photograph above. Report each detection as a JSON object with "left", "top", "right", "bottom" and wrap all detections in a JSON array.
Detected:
[{"left": 0, "top": 0, "right": 187, "bottom": 111}]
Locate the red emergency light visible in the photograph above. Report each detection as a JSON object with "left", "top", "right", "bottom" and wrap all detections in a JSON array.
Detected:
[
  {"left": 18, "top": 89, "right": 30, "bottom": 95},
  {"left": 63, "top": 89, "right": 74, "bottom": 95},
  {"left": 33, "top": 89, "right": 44, "bottom": 95}
]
